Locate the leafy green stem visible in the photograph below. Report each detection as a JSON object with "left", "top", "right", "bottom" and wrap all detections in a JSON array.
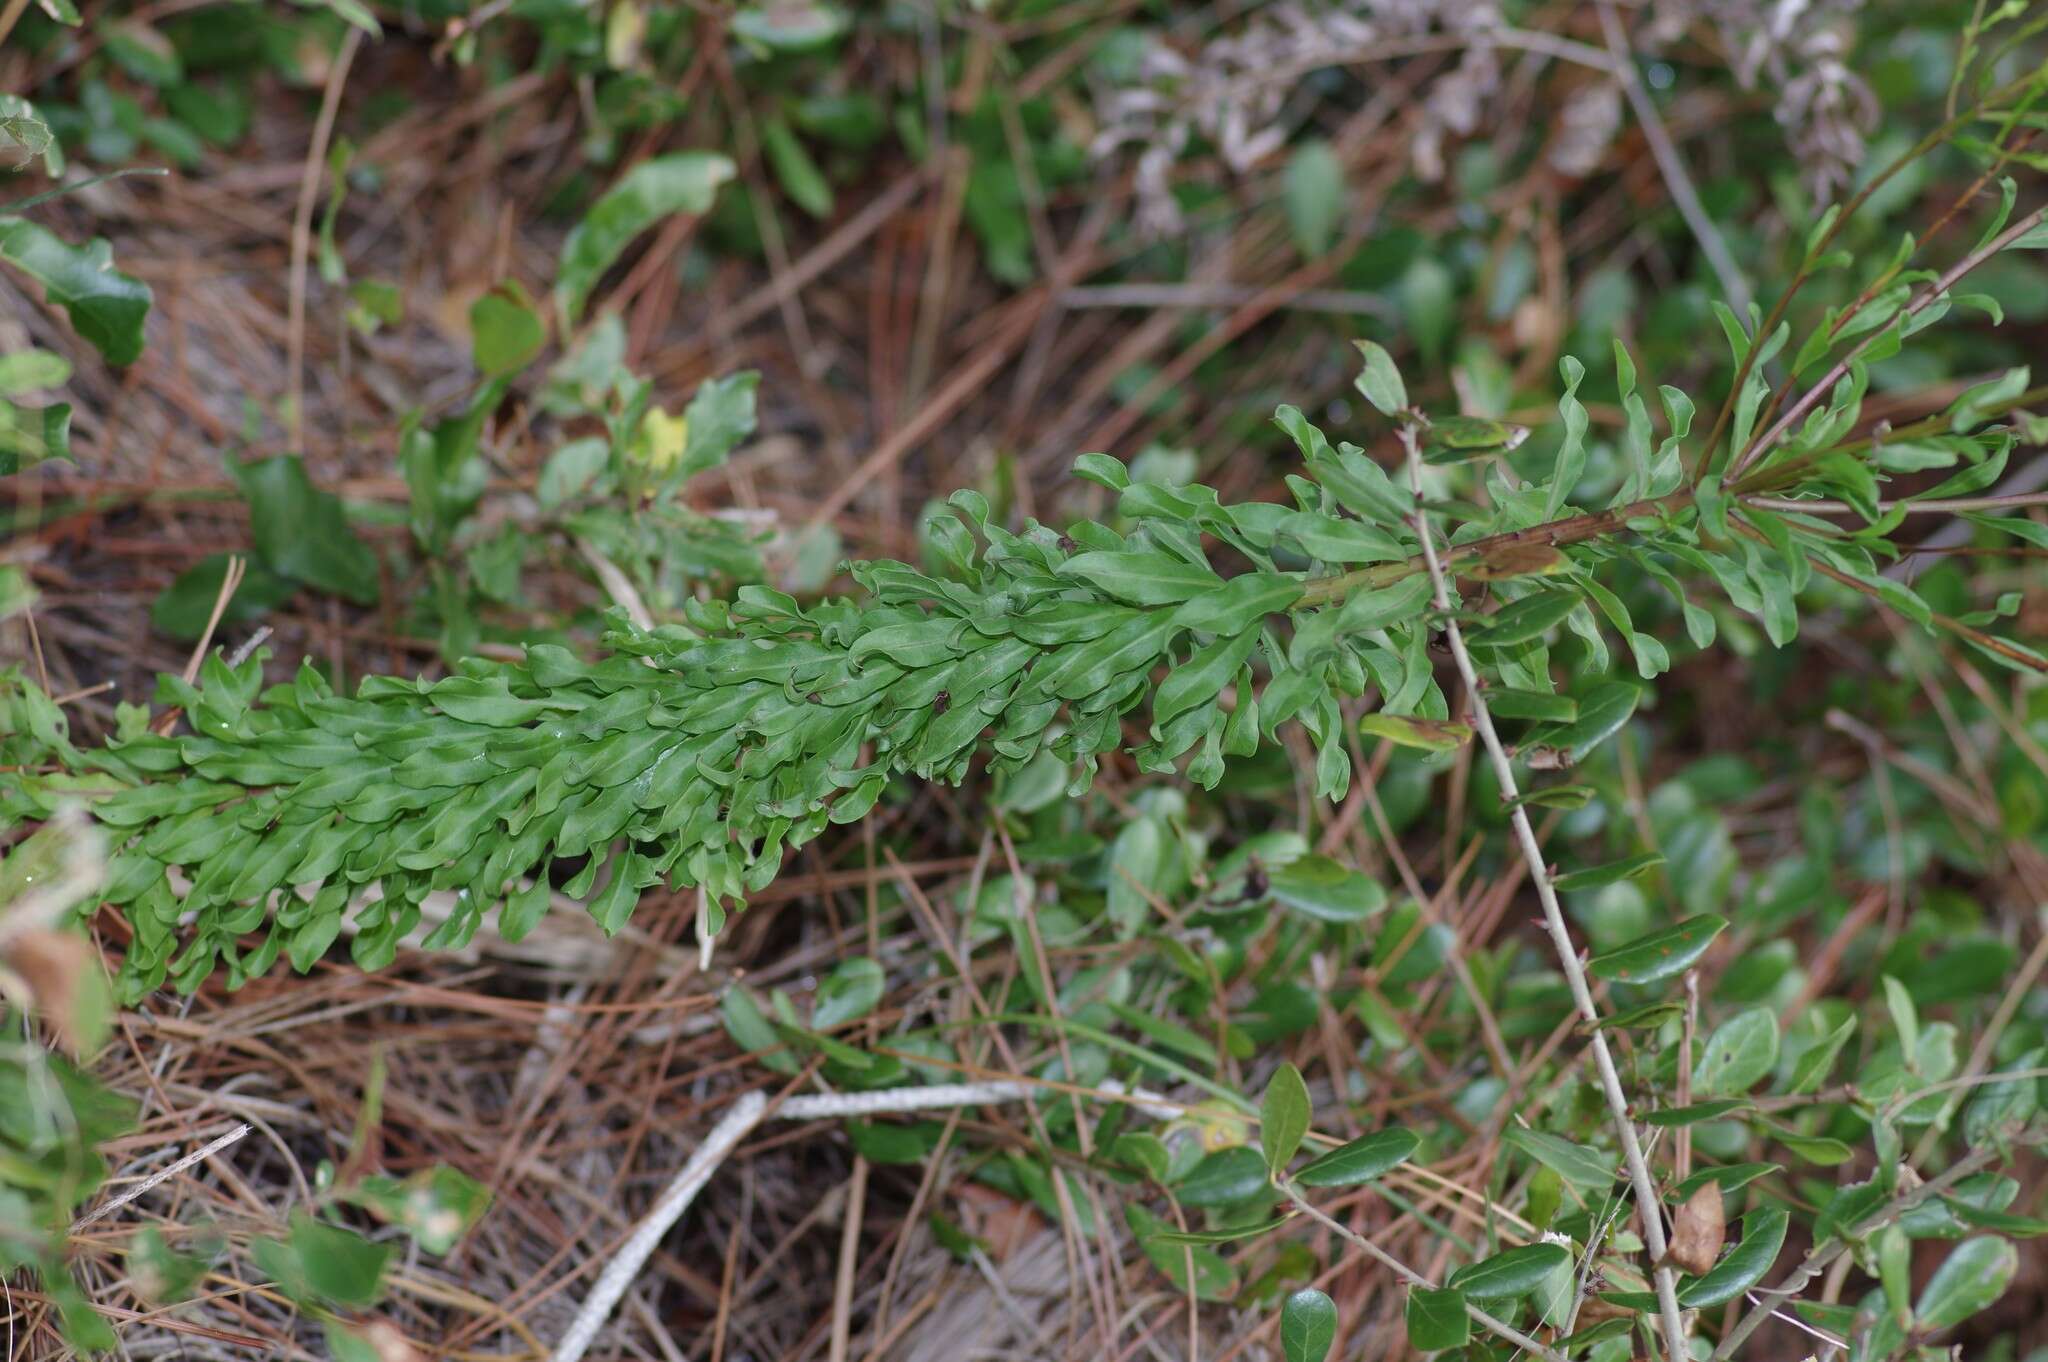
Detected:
[
  {"left": 1294, "top": 490, "right": 1693, "bottom": 607},
  {"left": 1691, "top": 64, "right": 2046, "bottom": 481},
  {"left": 1728, "top": 202, "right": 2048, "bottom": 482},
  {"left": 1393, "top": 419, "right": 1691, "bottom": 1362}
]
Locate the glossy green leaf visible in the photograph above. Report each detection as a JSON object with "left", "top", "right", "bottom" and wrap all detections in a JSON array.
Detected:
[
  {"left": 1785, "top": 1016, "right": 1856, "bottom": 1095},
  {"left": 1293, "top": 1127, "right": 1418, "bottom": 1187},
  {"left": 1694, "top": 1007, "right": 1780, "bottom": 1096},
  {"left": 1588, "top": 914, "right": 1727, "bottom": 985},
  {"left": 1261, "top": 1063, "right": 1312, "bottom": 1175},
  {"left": 1670, "top": 1163, "right": 1783, "bottom": 1200},
  {"left": 0, "top": 216, "right": 152, "bottom": 365},
  {"left": 1266, "top": 854, "right": 1388, "bottom": 922},
  {"left": 1916, "top": 1236, "right": 2015, "bottom": 1329},
  {"left": 1111, "top": 1132, "right": 1171, "bottom": 1182},
  {"left": 1553, "top": 853, "right": 1666, "bottom": 892},
  {"left": 1447, "top": 1243, "right": 1572, "bottom": 1299},
  {"left": 1176, "top": 1146, "right": 1271, "bottom": 1208},
  {"left": 1643, "top": 1099, "right": 1753, "bottom": 1127},
  {"left": 1281, "top": 1287, "right": 1337, "bottom": 1362},
  {"left": 1766, "top": 1124, "right": 1854, "bottom": 1165},
  {"left": 1404, "top": 1286, "right": 1469, "bottom": 1350},
  {"left": 1504, "top": 1126, "right": 1614, "bottom": 1191}
]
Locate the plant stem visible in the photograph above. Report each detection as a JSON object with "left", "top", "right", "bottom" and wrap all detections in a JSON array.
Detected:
[
  {"left": 1396, "top": 422, "right": 1690, "bottom": 1362},
  {"left": 1282, "top": 1187, "right": 1570, "bottom": 1362},
  {"left": 1595, "top": 2, "right": 1751, "bottom": 318},
  {"left": 1295, "top": 490, "right": 1691, "bottom": 606},
  {"left": 1729, "top": 203, "right": 2048, "bottom": 482},
  {"left": 1691, "top": 66, "right": 2044, "bottom": 481},
  {"left": 1744, "top": 491, "right": 2048, "bottom": 514}
]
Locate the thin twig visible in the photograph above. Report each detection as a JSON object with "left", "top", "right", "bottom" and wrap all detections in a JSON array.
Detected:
[
  {"left": 0, "top": 0, "right": 34, "bottom": 53},
  {"left": 1395, "top": 418, "right": 1689, "bottom": 1362},
  {"left": 552, "top": 1080, "right": 1084, "bottom": 1362},
  {"left": 1745, "top": 490, "right": 2048, "bottom": 514},
  {"left": 286, "top": 27, "right": 363, "bottom": 454},
  {"left": 1283, "top": 1189, "right": 1569, "bottom": 1362},
  {"left": 553, "top": 1091, "right": 768, "bottom": 1362},
  {"left": 72, "top": 1123, "right": 251, "bottom": 1229},
  {"left": 1730, "top": 203, "right": 2048, "bottom": 482},
  {"left": 1595, "top": 2, "right": 1752, "bottom": 318}
]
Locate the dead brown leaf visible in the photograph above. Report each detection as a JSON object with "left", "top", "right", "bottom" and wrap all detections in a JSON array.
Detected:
[
  {"left": 4, "top": 928, "right": 109, "bottom": 1057},
  {"left": 1664, "top": 1179, "right": 1726, "bottom": 1276}
]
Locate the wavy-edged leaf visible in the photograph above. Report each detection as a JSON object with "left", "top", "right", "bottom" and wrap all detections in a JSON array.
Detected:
[
  {"left": 1358, "top": 713, "right": 1471, "bottom": 752},
  {"left": 0, "top": 216, "right": 152, "bottom": 364},
  {"left": 1059, "top": 550, "right": 1222, "bottom": 606},
  {"left": 556, "top": 153, "right": 735, "bottom": 323}
]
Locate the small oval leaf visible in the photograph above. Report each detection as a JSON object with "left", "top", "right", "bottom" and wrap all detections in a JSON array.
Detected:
[
  {"left": 1588, "top": 914, "right": 1728, "bottom": 985},
  {"left": 1261, "top": 1062, "right": 1312, "bottom": 1175},
  {"left": 1915, "top": 1236, "right": 2016, "bottom": 1330},
  {"left": 1281, "top": 1287, "right": 1338, "bottom": 1362}
]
